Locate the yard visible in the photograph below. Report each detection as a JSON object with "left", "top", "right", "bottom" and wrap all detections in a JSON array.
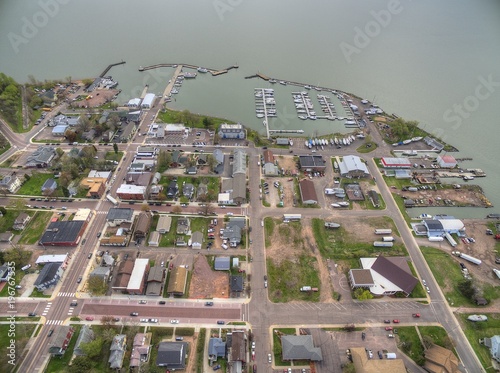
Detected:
[
  {"left": 18, "top": 211, "right": 52, "bottom": 244},
  {"left": 0, "top": 323, "right": 37, "bottom": 371},
  {"left": 16, "top": 172, "right": 54, "bottom": 196}
]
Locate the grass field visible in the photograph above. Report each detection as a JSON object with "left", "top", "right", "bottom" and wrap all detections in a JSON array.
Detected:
[
  {"left": 16, "top": 173, "right": 55, "bottom": 196},
  {"left": 311, "top": 217, "right": 407, "bottom": 260},
  {"left": 0, "top": 323, "right": 37, "bottom": 371},
  {"left": 18, "top": 211, "right": 52, "bottom": 244},
  {"left": 159, "top": 216, "right": 179, "bottom": 246},
  {"left": 267, "top": 255, "right": 320, "bottom": 303},
  {"left": 157, "top": 108, "right": 230, "bottom": 130}
]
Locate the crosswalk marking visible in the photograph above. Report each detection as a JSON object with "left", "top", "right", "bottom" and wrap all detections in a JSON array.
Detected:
[
  {"left": 46, "top": 320, "right": 63, "bottom": 325},
  {"left": 57, "top": 292, "right": 75, "bottom": 297}
]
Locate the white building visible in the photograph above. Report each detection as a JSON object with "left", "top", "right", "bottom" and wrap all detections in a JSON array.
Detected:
[
  {"left": 141, "top": 93, "right": 156, "bottom": 109},
  {"left": 127, "top": 98, "right": 142, "bottom": 108}
]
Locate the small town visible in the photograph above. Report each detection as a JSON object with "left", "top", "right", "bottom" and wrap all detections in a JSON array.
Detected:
[{"left": 0, "top": 64, "right": 499, "bottom": 373}]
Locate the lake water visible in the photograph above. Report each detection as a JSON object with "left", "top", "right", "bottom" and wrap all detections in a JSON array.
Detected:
[{"left": 1, "top": 0, "right": 499, "bottom": 216}]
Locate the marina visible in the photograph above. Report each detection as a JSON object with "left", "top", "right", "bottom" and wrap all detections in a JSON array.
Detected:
[
  {"left": 255, "top": 88, "right": 277, "bottom": 139},
  {"left": 292, "top": 91, "right": 316, "bottom": 120}
]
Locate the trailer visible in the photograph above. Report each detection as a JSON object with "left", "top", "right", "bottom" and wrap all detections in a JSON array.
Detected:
[
  {"left": 382, "top": 236, "right": 395, "bottom": 242},
  {"left": 459, "top": 253, "right": 481, "bottom": 265},
  {"left": 428, "top": 236, "right": 444, "bottom": 242},
  {"left": 493, "top": 268, "right": 500, "bottom": 280},
  {"left": 106, "top": 194, "right": 118, "bottom": 206},
  {"left": 283, "top": 214, "right": 301, "bottom": 221},
  {"left": 373, "top": 241, "right": 394, "bottom": 247},
  {"left": 445, "top": 232, "right": 457, "bottom": 247},
  {"left": 374, "top": 229, "right": 392, "bottom": 235},
  {"left": 300, "top": 286, "right": 312, "bottom": 292}
]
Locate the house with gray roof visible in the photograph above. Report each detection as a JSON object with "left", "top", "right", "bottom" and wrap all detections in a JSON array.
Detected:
[
  {"left": 156, "top": 342, "right": 188, "bottom": 369},
  {"left": 276, "top": 137, "right": 290, "bottom": 145},
  {"left": 214, "top": 257, "right": 231, "bottom": 271},
  {"left": 167, "top": 181, "right": 178, "bottom": 198},
  {"left": 41, "top": 178, "right": 57, "bottom": 193},
  {"left": 484, "top": 335, "right": 500, "bottom": 363},
  {"left": 0, "top": 231, "right": 13, "bottom": 243},
  {"left": 227, "top": 330, "right": 247, "bottom": 364},
  {"left": 183, "top": 183, "right": 195, "bottom": 199},
  {"left": 48, "top": 326, "right": 75, "bottom": 356},
  {"left": 218, "top": 123, "right": 245, "bottom": 139},
  {"left": 109, "top": 334, "right": 127, "bottom": 369},
  {"left": 13, "top": 212, "right": 31, "bottom": 230},
  {"left": 0, "top": 175, "right": 22, "bottom": 193},
  {"left": 106, "top": 208, "right": 134, "bottom": 226},
  {"left": 281, "top": 335, "right": 323, "bottom": 361},
  {"left": 191, "top": 231, "right": 203, "bottom": 249},
  {"left": 222, "top": 225, "right": 242, "bottom": 247},
  {"left": 230, "top": 275, "right": 244, "bottom": 293},
  {"left": 74, "top": 325, "right": 95, "bottom": 356},
  {"left": 146, "top": 266, "right": 165, "bottom": 296},
  {"left": 208, "top": 338, "right": 226, "bottom": 362},
  {"left": 51, "top": 125, "right": 68, "bottom": 137},
  {"left": 26, "top": 146, "right": 56, "bottom": 168},
  {"left": 34, "top": 262, "right": 64, "bottom": 291},
  {"left": 232, "top": 149, "right": 247, "bottom": 176},
  {"left": 0, "top": 265, "right": 12, "bottom": 282},
  {"left": 90, "top": 266, "right": 111, "bottom": 282},
  {"left": 197, "top": 183, "right": 208, "bottom": 199},
  {"left": 176, "top": 217, "right": 190, "bottom": 235}
]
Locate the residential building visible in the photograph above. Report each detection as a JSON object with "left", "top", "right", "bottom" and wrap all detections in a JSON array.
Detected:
[
  {"left": 218, "top": 123, "right": 245, "bottom": 139},
  {"left": 148, "top": 231, "right": 160, "bottom": 247},
  {"left": 484, "top": 335, "right": 500, "bottom": 363},
  {"left": 232, "top": 149, "right": 247, "bottom": 176},
  {"left": 112, "top": 259, "right": 134, "bottom": 291},
  {"left": 41, "top": 178, "right": 58, "bottom": 193},
  {"left": 263, "top": 149, "right": 279, "bottom": 176},
  {"left": 106, "top": 208, "right": 134, "bottom": 226},
  {"left": 146, "top": 266, "right": 165, "bottom": 296},
  {"left": 127, "top": 258, "right": 150, "bottom": 295},
  {"left": 0, "top": 231, "right": 13, "bottom": 243},
  {"left": 208, "top": 338, "right": 226, "bottom": 362},
  {"left": 183, "top": 183, "right": 195, "bottom": 199},
  {"left": 299, "top": 179, "right": 318, "bottom": 205},
  {"left": 124, "top": 172, "right": 152, "bottom": 186},
  {"left": 299, "top": 155, "right": 326, "bottom": 172},
  {"left": 227, "top": 330, "right": 246, "bottom": 365},
  {"left": 88, "top": 170, "right": 112, "bottom": 180},
  {"left": 101, "top": 254, "right": 115, "bottom": 267},
  {"left": 214, "top": 257, "right": 230, "bottom": 271},
  {"left": 130, "top": 333, "right": 152, "bottom": 368},
  {"left": 0, "top": 265, "right": 13, "bottom": 282},
  {"left": 34, "top": 262, "right": 64, "bottom": 291},
  {"left": 186, "top": 166, "right": 197, "bottom": 175},
  {"left": 281, "top": 335, "right": 323, "bottom": 361},
  {"left": 134, "top": 213, "right": 151, "bottom": 240},
  {"left": 167, "top": 181, "right": 178, "bottom": 198},
  {"left": 109, "top": 334, "right": 127, "bottom": 369},
  {"left": 51, "top": 125, "right": 68, "bottom": 136},
  {"left": 51, "top": 114, "right": 81, "bottom": 127},
  {"left": 339, "top": 155, "right": 370, "bottom": 178},
  {"left": 100, "top": 235, "right": 128, "bottom": 247},
  {"left": 221, "top": 174, "right": 247, "bottom": 205},
  {"left": 82, "top": 128, "right": 96, "bottom": 141},
  {"left": 116, "top": 184, "right": 147, "bottom": 200},
  {"left": 156, "top": 342, "right": 188, "bottom": 370},
  {"left": 0, "top": 175, "right": 22, "bottom": 193},
  {"left": 90, "top": 266, "right": 111, "bottom": 282},
  {"left": 157, "top": 215, "right": 172, "bottom": 234},
  {"left": 74, "top": 325, "right": 95, "bottom": 356},
  {"left": 191, "top": 231, "right": 203, "bottom": 249},
  {"left": 222, "top": 225, "right": 242, "bottom": 247},
  {"left": 13, "top": 212, "right": 31, "bottom": 230},
  {"left": 136, "top": 146, "right": 158, "bottom": 157},
  {"left": 39, "top": 220, "right": 87, "bottom": 246},
  {"left": 166, "top": 266, "right": 188, "bottom": 296},
  {"left": 213, "top": 149, "right": 225, "bottom": 174},
  {"left": 80, "top": 177, "right": 107, "bottom": 198},
  {"left": 230, "top": 275, "right": 244, "bottom": 293},
  {"left": 381, "top": 157, "right": 412, "bottom": 168},
  {"left": 25, "top": 146, "right": 56, "bottom": 168},
  {"left": 119, "top": 122, "right": 136, "bottom": 142},
  {"left": 424, "top": 344, "right": 460, "bottom": 373},
  {"left": 176, "top": 217, "right": 190, "bottom": 235},
  {"left": 48, "top": 326, "right": 75, "bottom": 356}
]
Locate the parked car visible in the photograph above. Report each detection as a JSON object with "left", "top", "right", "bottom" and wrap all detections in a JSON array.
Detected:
[
  {"left": 176, "top": 337, "right": 184, "bottom": 341},
  {"left": 48, "top": 329, "right": 54, "bottom": 337},
  {"left": 130, "top": 312, "right": 139, "bottom": 316},
  {"left": 205, "top": 301, "right": 214, "bottom": 306},
  {"left": 85, "top": 316, "right": 94, "bottom": 321},
  {"left": 213, "top": 364, "right": 221, "bottom": 371},
  {"left": 170, "top": 319, "right": 179, "bottom": 324},
  {"left": 159, "top": 301, "right": 166, "bottom": 305},
  {"left": 87, "top": 253, "right": 92, "bottom": 259},
  {"left": 70, "top": 301, "right": 77, "bottom": 307},
  {"left": 378, "top": 350, "right": 383, "bottom": 359},
  {"left": 217, "top": 320, "right": 225, "bottom": 325},
  {"left": 28, "top": 312, "right": 36, "bottom": 317},
  {"left": 268, "top": 353, "right": 272, "bottom": 363},
  {"left": 139, "top": 300, "right": 147, "bottom": 304},
  {"left": 96, "top": 232, "right": 101, "bottom": 238},
  {"left": 77, "top": 276, "right": 82, "bottom": 283},
  {"left": 385, "top": 326, "right": 393, "bottom": 331},
  {"left": 412, "top": 313, "right": 421, "bottom": 318},
  {"left": 393, "top": 319, "right": 400, "bottom": 323},
  {"left": 384, "top": 319, "right": 390, "bottom": 323}
]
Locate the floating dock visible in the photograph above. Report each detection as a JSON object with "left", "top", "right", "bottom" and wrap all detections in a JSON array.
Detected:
[
  {"left": 100, "top": 61, "right": 126, "bottom": 77},
  {"left": 139, "top": 63, "right": 238, "bottom": 76}
]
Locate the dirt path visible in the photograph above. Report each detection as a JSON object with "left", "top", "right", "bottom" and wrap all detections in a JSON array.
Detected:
[{"left": 301, "top": 223, "right": 334, "bottom": 303}]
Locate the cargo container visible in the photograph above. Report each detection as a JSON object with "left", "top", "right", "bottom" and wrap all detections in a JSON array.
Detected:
[
  {"left": 374, "top": 229, "right": 392, "bottom": 235},
  {"left": 445, "top": 232, "right": 457, "bottom": 247},
  {"left": 106, "top": 194, "right": 118, "bottom": 206},
  {"left": 459, "top": 253, "right": 481, "bottom": 265},
  {"left": 283, "top": 214, "right": 301, "bottom": 221},
  {"left": 382, "top": 236, "right": 395, "bottom": 242},
  {"left": 373, "top": 241, "right": 394, "bottom": 247},
  {"left": 408, "top": 187, "right": 418, "bottom": 192}
]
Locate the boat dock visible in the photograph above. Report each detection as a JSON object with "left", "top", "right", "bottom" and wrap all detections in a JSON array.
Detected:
[
  {"left": 100, "top": 61, "right": 126, "bottom": 77},
  {"left": 139, "top": 63, "right": 238, "bottom": 76},
  {"left": 162, "top": 65, "right": 184, "bottom": 98},
  {"left": 255, "top": 88, "right": 277, "bottom": 139},
  {"left": 292, "top": 91, "right": 316, "bottom": 120},
  {"left": 269, "top": 129, "right": 304, "bottom": 134},
  {"left": 317, "top": 94, "right": 336, "bottom": 118}
]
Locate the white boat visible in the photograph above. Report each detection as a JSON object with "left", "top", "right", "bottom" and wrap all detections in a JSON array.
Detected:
[
  {"left": 331, "top": 203, "right": 341, "bottom": 208},
  {"left": 279, "top": 81, "right": 287, "bottom": 85},
  {"left": 263, "top": 120, "right": 267, "bottom": 127},
  {"left": 334, "top": 138, "right": 338, "bottom": 145},
  {"left": 334, "top": 161, "right": 339, "bottom": 169},
  {"left": 411, "top": 136, "right": 423, "bottom": 142},
  {"left": 467, "top": 315, "right": 488, "bottom": 322},
  {"left": 298, "top": 115, "right": 307, "bottom": 120},
  {"left": 403, "top": 150, "right": 417, "bottom": 156},
  {"left": 269, "top": 79, "right": 277, "bottom": 84},
  {"left": 338, "top": 202, "right": 349, "bottom": 207},
  {"left": 304, "top": 140, "right": 309, "bottom": 147},
  {"left": 256, "top": 114, "right": 264, "bottom": 118},
  {"left": 309, "top": 116, "right": 317, "bottom": 120},
  {"left": 330, "top": 138, "right": 334, "bottom": 145},
  {"left": 311, "top": 140, "right": 315, "bottom": 146},
  {"left": 350, "top": 135, "right": 355, "bottom": 142},
  {"left": 197, "top": 67, "right": 208, "bottom": 73},
  {"left": 289, "top": 140, "right": 293, "bottom": 146},
  {"left": 314, "top": 86, "right": 321, "bottom": 91},
  {"left": 403, "top": 139, "right": 412, "bottom": 145},
  {"left": 418, "top": 213, "right": 433, "bottom": 219},
  {"left": 183, "top": 72, "right": 197, "bottom": 79},
  {"left": 304, "top": 85, "right": 311, "bottom": 90},
  {"left": 463, "top": 175, "right": 474, "bottom": 181},
  {"left": 342, "top": 138, "right": 347, "bottom": 145},
  {"left": 171, "top": 89, "right": 179, "bottom": 94}
]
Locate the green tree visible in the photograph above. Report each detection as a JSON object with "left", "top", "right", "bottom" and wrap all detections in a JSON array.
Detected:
[
  {"left": 4, "top": 245, "right": 32, "bottom": 269},
  {"left": 87, "top": 275, "right": 107, "bottom": 296},
  {"left": 202, "top": 117, "right": 213, "bottom": 128},
  {"left": 64, "top": 129, "right": 77, "bottom": 143},
  {"left": 68, "top": 356, "right": 93, "bottom": 373},
  {"left": 80, "top": 337, "right": 103, "bottom": 359},
  {"left": 457, "top": 279, "right": 475, "bottom": 300},
  {"left": 353, "top": 288, "right": 373, "bottom": 300},
  {"left": 113, "top": 143, "right": 118, "bottom": 154}
]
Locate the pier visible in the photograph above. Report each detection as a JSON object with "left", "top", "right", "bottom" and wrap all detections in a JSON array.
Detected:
[
  {"left": 255, "top": 88, "right": 278, "bottom": 139},
  {"left": 317, "top": 94, "right": 336, "bottom": 118},
  {"left": 162, "top": 65, "right": 184, "bottom": 99},
  {"left": 269, "top": 129, "right": 304, "bottom": 134},
  {"left": 100, "top": 61, "right": 126, "bottom": 77},
  {"left": 139, "top": 63, "right": 238, "bottom": 76}
]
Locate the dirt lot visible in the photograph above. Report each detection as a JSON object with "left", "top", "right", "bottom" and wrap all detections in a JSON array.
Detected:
[
  {"left": 276, "top": 155, "right": 298, "bottom": 175},
  {"left": 71, "top": 88, "right": 120, "bottom": 108},
  {"left": 189, "top": 255, "right": 229, "bottom": 298},
  {"left": 397, "top": 185, "right": 490, "bottom": 208}
]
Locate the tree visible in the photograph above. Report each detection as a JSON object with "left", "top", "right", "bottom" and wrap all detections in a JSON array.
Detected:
[
  {"left": 457, "top": 279, "right": 475, "bottom": 300},
  {"left": 113, "top": 143, "right": 118, "bottom": 154},
  {"left": 80, "top": 337, "right": 103, "bottom": 359},
  {"left": 107, "top": 113, "right": 120, "bottom": 129},
  {"left": 141, "top": 204, "right": 150, "bottom": 212},
  {"left": 68, "top": 356, "right": 93, "bottom": 372},
  {"left": 200, "top": 203, "right": 215, "bottom": 216},
  {"left": 172, "top": 205, "right": 182, "bottom": 214},
  {"left": 207, "top": 154, "right": 217, "bottom": 171},
  {"left": 0, "top": 206, "right": 6, "bottom": 215},
  {"left": 4, "top": 245, "right": 32, "bottom": 269},
  {"left": 202, "top": 117, "right": 213, "bottom": 128},
  {"left": 87, "top": 276, "right": 107, "bottom": 296},
  {"left": 101, "top": 315, "right": 117, "bottom": 327},
  {"left": 64, "top": 129, "right": 77, "bottom": 143},
  {"left": 353, "top": 288, "right": 373, "bottom": 300}
]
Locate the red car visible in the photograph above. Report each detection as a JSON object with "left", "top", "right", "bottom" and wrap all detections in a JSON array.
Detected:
[
  {"left": 412, "top": 313, "right": 421, "bottom": 318},
  {"left": 393, "top": 319, "right": 400, "bottom": 323},
  {"left": 85, "top": 316, "right": 94, "bottom": 321},
  {"left": 385, "top": 326, "right": 393, "bottom": 331}
]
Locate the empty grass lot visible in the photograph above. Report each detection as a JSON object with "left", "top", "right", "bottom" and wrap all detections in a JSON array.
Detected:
[{"left": 18, "top": 211, "right": 52, "bottom": 244}]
